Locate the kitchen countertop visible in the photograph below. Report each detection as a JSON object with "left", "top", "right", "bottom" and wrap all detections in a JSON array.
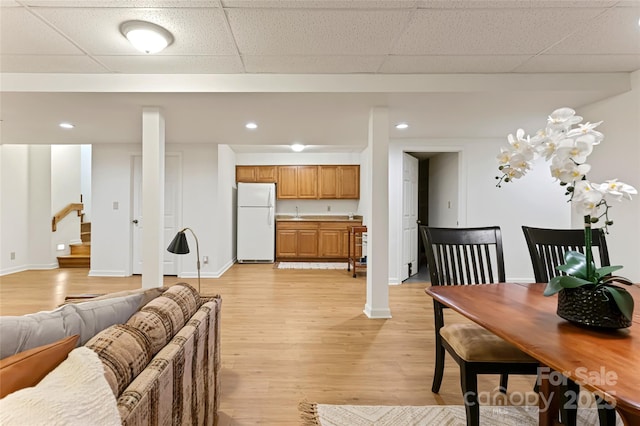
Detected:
[{"left": 276, "top": 214, "right": 363, "bottom": 222}]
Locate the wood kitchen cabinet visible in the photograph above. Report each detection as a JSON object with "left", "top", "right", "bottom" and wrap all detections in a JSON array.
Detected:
[
  {"left": 236, "top": 166, "right": 277, "bottom": 183},
  {"left": 278, "top": 220, "right": 361, "bottom": 260},
  {"left": 277, "top": 166, "right": 318, "bottom": 199},
  {"left": 318, "top": 165, "right": 360, "bottom": 199},
  {"left": 276, "top": 222, "right": 319, "bottom": 258}
]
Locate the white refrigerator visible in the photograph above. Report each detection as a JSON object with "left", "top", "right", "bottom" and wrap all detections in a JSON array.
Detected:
[{"left": 237, "top": 182, "right": 276, "bottom": 263}]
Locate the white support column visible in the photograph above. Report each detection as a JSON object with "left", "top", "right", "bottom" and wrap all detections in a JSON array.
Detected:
[
  {"left": 364, "top": 107, "right": 391, "bottom": 319},
  {"left": 141, "top": 107, "right": 165, "bottom": 289}
]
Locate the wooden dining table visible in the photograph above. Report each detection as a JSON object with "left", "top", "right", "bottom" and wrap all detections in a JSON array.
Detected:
[{"left": 425, "top": 282, "right": 640, "bottom": 426}]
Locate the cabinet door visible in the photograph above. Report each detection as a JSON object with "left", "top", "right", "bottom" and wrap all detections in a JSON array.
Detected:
[
  {"left": 256, "top": 166, "right": 277, "bottom": 183},
  {"left": 236, "top": 166, "right": 257, "bottom": 182},
  {"left": 276, "top": 229, "right": 297, "bottom": 257},
  {"left": 319, "top": 230, "right": 341, "bottom": 257},
  {"left": 297, "top": 166, "right": 318, "bottom": 199},
  {"left": 318, "top": 166, "right": 338, "bottom": 199},
  {"left": 340, "top": 230, "right": 350, "bottom": 258},
  {"left": 297, "top": 230, "right": 318, "bottom": 257},
  {"left": 338, "top": 165, "right": 360, "bottom": 199},
  {"left": 277, "top": 166, "right": 298, "bottom": 199}
]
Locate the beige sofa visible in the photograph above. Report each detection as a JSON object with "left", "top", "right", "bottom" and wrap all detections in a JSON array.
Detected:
[{"left": 0, "top": 283, "right": 222, "bottom": 426}]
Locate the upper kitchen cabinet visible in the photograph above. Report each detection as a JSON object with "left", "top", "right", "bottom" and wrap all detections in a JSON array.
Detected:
[
  {"left": 318, "top": 165, "right": 360, "bottom": 199},
  {"left": 236, "top": 166, "right": 277, "bottom": 183},
  {"left": 277, "top": 166, "right": 318, "bottom": 199}
]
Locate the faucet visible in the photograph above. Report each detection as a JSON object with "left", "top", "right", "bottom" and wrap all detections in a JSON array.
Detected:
[{"left": 295, "top": 206, "right": 299, "bottom": 218}]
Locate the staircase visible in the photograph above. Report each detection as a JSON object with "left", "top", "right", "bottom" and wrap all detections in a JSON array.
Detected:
[{"left": 56, "top": 212, "right": 91, "bottom": 269}]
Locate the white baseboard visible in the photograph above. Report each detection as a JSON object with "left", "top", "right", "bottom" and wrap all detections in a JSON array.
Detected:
[
  {"left": 28, "top": 263, "right": 58, "bottom": 270},
  {"left": 0, "top": 265, "right": 27, "bottom": 276},
  {"left": 363, "top": 304, "right": 392, "bottom": 319},
  {"left": 88, "top": 270, "right": 128, "bottom": 277}
]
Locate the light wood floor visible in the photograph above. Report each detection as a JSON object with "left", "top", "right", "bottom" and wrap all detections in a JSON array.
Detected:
[{"left": 0, "top": 265, "right": 537, "bottom": 425}]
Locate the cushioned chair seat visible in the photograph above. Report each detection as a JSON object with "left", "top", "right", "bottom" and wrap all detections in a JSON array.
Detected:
[{"left": 440, "top": 323, "right": 536, "bottom": 362}]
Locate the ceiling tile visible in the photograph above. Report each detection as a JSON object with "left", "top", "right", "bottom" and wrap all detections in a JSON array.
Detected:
[
  {"left": 417, "top": 0, "right": 618, "bottom": 8},
  {"left": 544, "top": 6, "right": 640, "bottom": 55},
  {"left": 393, "top": 7, "right": 606, "bottom": 55},
  {"left": 0, "top": 7, "right": 85, "bottom": 54},
  {"left": 227, "top": 8, "right": 412, "bottom": 55},
  {"left": 222, "top": 0, "right": 419, "bottom": 8},
  {"left": 97, "top": 55, "right": 245, "bottom": 73},
  {"left": 514, "top": 54, "right": 640, "bottom": 73},
  {"left": 0, "top": 54, "right": 109, "bottom": 72},
  {"left": 379, "top": 54, "right": 532, "bottom": 73},
  {"left": 243, "top": 55, "right": 385, "bottom": 73},
  {"left": 32, "top": 7, "right": 238, "bottom": 55}
]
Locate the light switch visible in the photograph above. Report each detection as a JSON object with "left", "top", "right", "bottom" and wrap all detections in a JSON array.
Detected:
[{"left": 113, "top": 201, "right": 119, "bottom": 210}]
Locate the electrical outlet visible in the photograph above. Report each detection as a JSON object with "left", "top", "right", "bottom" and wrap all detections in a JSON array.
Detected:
[
  {"left": 10, "top": 252, "right": 15, "bottom": 260},
  {"left": 113, "top": 201, "right": 119, "bottom": 210},
  {"left": 327, "top": 205, "right": 331, "bottom": 212},
  {"left": 203, "top": 256, "right": 209, "bottom": 265}
]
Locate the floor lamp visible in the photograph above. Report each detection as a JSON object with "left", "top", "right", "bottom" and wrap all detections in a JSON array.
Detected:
[{"left": 166, "top": 227, "right": 200, "bottom": 293}]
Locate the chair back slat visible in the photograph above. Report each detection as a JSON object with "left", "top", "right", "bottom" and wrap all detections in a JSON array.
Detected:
[
  {"left": 522, "top": 226, "right": 610, "bottom": 283},
  {"left": 420, "top": 226, "right": 505, "bottom": 288}
]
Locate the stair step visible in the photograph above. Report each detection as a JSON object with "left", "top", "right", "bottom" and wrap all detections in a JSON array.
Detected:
[
  {"left": 57, "top": 255, "right": 90, "bottom": 268},
  {"left": 81, "top": 232, "right": 91, "bottom": 243},
  {"left": 81, "top": 222, "right": 91, "bottom": 232},
  {"left": 70, "top": 242, "right": 91, "bottom": 255}
]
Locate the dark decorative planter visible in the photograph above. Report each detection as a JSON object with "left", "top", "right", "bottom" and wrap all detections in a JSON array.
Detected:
[{"left": 557, "top": 285, "right": 632, "bottom": 329}]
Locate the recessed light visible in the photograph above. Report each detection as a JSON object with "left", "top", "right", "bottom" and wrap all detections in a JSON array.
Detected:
[
  {"left": 291, "top": 144, "right": 305, "bottom": 152},
  {"left": 245, "top": 122, "right": 258, "bottom": 130},
  {"left": 59, "top": 122, "right": 75, "bottom": 129},
  {"left": 395, "top": 123, "right": 409, "bottom": 130},
  {"left": 120, "top": 20, "right": 174, "bottom": 54}
]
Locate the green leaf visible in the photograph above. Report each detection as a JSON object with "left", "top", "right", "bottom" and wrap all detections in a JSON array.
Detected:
[
  {"left": 601, "top": 276, "right": 633, "bottom": 286},
  {"left": 595, "top": 265, "right": 623, "bottom": 278},
  {"left": 544, "top": 275, "right": 592, "bottom": 296},
  {"left": 556, "top": 251, "right": 591, "bottom": 280},
  {"left": 604, "top": 287, "right": 635, "bottom": 321}
]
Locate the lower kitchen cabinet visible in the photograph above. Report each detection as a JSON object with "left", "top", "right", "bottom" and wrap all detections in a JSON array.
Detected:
[{"left": 276, "top": 220, "right": 361, "bottom": 260}]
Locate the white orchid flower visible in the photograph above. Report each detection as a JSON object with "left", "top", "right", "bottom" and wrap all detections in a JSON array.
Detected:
[
  {"left": 572, "top": 180, "right": 603, "bottom": 202},
  {"left": 594, "top": 179, "right": 638, "bottom": 201},
  {"left": 503, "top": 166, "right": 526, "bottom": 180},
  {"left": 573, "top": 198, "right": 601, "bottom": 217},
  {"left": 566, "top": 121, "right": 604, "bottom": 144},
  {"left": 554, "top": 135, "right": 594, "bottom": 164},
  {"left": 496, "top": 148, "right": 513, "bottom": 166},
  {"left": 559, "top": 163, "right": 591, "bottom": 184},
  {"left": 548, "top": 107, "right": 583, "bottom": 127},
  {"left": 537, "top": 140, "right": 558, "bottom": 161},
  {"left": 507, "top": 129, "right": 535, "bottom": 160}
]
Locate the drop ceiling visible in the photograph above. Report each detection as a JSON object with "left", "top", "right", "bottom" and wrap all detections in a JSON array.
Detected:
[{"left": 1, "top": 0, "right": 639, "bottom": 149}]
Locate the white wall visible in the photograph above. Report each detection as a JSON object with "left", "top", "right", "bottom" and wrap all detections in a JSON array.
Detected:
[
  {"left": 80, "top": 145, "right": 92, "bottom": 222},
  {"left": 179, "top": 145, "right": 218, "bottom": 279},
  {"left": 217, "top": 145, "right": 237, "bottom": 274},
  {"left": 428, "top": 152, "right": 459, "bottom": 227},
  {"left": 577, "top": 70, "right": 640, "bottom": 281},
  {"left": 0, "top": 145, "right": 29, "bottom": 275},
  {"left": 28, "top": 146, "right": 55, "bottom": 269},
  {"left": 90, "top": 143, "right": 223, "bottom": 279}
]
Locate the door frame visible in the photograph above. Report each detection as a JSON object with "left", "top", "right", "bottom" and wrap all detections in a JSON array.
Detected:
[{"left": 388, "top": 143, "right": 466, "bottom": 284}]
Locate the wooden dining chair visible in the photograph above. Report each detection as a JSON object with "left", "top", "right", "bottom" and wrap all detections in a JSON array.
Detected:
[
  {"left": 522, "top": 226, "right": 615, "bottom": 426},
  {"left": 421, "top": 226, "right": 539, "bottom": 426}
]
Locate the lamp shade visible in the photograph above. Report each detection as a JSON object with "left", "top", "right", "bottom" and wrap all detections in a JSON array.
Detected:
[{"left": 167, "top": 231, "right": 190, "bottom": 254}]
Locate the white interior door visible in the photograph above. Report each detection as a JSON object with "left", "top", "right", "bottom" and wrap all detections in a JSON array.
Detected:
[
  {"left": 132, "top": 154, "right": 181, "bottom": 275},
  {"left": 402, "top": 153, "right": 419, "bottom": 281}
]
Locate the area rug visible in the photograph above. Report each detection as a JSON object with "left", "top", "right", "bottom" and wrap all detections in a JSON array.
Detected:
[
  {"left": 277, "top": 262, "right": 348, "bottom": 270},
  {"left": 299, "top": 403, "right": 622, "bottom": 426}
]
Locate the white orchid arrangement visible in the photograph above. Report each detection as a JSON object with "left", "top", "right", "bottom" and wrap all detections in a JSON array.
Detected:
[{"left": 496, "top": 107, "right": 637, "bottom": 321}]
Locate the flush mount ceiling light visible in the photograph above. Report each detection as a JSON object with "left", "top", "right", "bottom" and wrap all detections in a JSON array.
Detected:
[
  {"left": 59, "top": 122, "right": 75, "bottom": 129},
  {"left": 245, "top": 122, "right": 258, "bottom": 130},
  {"left": 120, "top": 20, "right": 174, "bottom": 54},
  {"left": 395, "top": 122, "right": 409, "bottom": 129},
  {"left": 291, "top": 143, "right": 305, "bottom": 152}
]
